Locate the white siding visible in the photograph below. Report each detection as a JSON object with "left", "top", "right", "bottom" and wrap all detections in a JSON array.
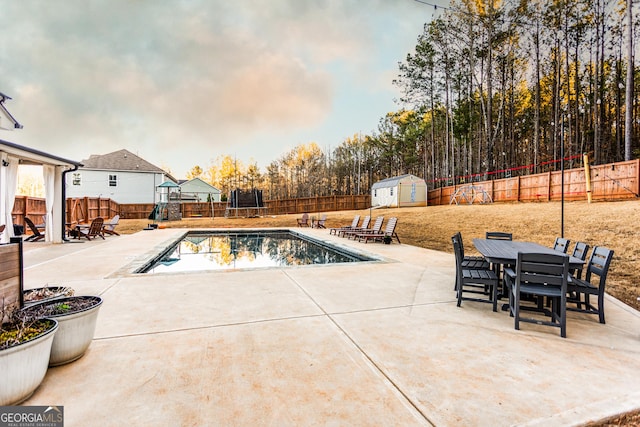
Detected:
[{"left": 66, "top": 170, "right": 164, "bottom": 204}]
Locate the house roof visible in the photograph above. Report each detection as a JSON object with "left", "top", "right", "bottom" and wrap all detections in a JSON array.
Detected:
[
  {"left": 371, "top": 174, "right": 425, "bottom": 190},
  {"left": 0, "top": 138, "right": 82, "bottom": 167},
  {"left": 179, "top": 177, "right": 221, "bottom": 193},
  {"left": 80, "top": 149, "right": 177, "bottom": 182}
]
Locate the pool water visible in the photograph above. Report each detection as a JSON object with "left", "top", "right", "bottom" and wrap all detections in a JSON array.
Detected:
[{"left": 139, "top": 230, "right": 373, "bottom": 274}]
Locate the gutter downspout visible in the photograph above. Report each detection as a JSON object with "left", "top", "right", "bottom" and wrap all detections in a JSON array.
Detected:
[{"left": 61, "top": 164, "right": 80, "bottom": 242}]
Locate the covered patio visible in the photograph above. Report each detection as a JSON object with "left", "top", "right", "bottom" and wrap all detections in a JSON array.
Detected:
[{"left": 0, "top": 139, "right": 82, "bottom": 244}]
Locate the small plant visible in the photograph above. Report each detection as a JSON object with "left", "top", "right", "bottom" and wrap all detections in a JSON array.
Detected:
[
  {"left": 383, "top": 235, "right": 392, "bottom": 244},
  {"left": 1, "top": 299, "right": 54, "bottom": 351}
]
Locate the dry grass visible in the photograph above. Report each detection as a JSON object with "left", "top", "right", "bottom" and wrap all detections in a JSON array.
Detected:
[{"left": 118, "top": 199, "right": 640, "bottom": 311}]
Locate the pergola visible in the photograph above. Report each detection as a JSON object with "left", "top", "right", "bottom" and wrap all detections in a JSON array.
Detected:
[{"left": 0, "top": 139, "right": 82, "bottom": 243}]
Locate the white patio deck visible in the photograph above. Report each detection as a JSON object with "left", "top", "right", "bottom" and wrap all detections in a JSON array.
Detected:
[{"left": 19, "top": 228, "right": 640, "bottom": 426}]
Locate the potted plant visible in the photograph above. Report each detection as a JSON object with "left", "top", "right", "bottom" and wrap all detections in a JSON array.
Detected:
[
  {"left": 383, "top": 235, "right": 392, "bottom": 244},
  {"left": 22, "top": 295, "right": 103, "bottom": 366},
  {"left": 0, "top": 303, "right": 59, "bottom": 405}
]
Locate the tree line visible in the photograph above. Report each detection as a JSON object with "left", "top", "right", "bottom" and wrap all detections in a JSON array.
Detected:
[{"left": 187, "top": 0, "right": 638, "bottom": 201}]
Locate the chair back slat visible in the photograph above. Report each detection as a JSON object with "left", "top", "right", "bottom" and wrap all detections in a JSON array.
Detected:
[
  {"left": 384, "top": 218, "right": 397, "bottom": 235},
  {"left": 350, "top": 215, "right": 360, "bottom": 228},
  {"left": 360, "top": 216, "right": 371, "bottom": 229},
  {"left": 517, "top": 252, "right": 569, "bottom": 289},
  {"left": 486, "top": 231, "right": 512, "bottom": 240},
  {"left": 370, "top": 217, "right": 384, "bottom": 233}
]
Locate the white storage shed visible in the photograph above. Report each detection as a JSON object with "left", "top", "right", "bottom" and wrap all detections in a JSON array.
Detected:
[{"left": 371, "top": 174, "right": 427, "bottom": 208}]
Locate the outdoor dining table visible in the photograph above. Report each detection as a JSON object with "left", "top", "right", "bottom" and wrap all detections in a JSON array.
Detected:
[
  {"left": 473, "top": 238, "right": 585, "bottom": 306},
  {"left": 472, "top": 238, "right": 585, "bottom": 270}
]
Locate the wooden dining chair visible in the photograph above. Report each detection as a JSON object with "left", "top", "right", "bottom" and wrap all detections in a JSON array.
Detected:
[{"left": 506, "top": 251, "right": 569, "bottom": 338}]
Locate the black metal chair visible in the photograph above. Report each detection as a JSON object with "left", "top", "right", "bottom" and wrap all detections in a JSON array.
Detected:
[
  {"left": 486, "top": 231, "right": 513, "bottom": 241},
  {"left": 452, "top": 234, "right": 499, "bottom": 312},
  {"left": 505, "top": 252, "right": 570, "bottom": 338},
  {"left": 567, "top": 246, "right": 614, "bottom": 324},
  {"left": 553, "top": 237, "right": 571, "bottom": 254},
  {"left": 24, "top": 217, "right": 45, "bottom": 242}
]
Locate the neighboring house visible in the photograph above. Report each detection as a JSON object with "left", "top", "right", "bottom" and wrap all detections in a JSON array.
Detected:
[
  {"left": 179, "top": 177, "right": 221, "bottom": 202},
  {"left": 371, "top": 174, "right": 427, "bottom": 208},
  {"left": 66, "top": 149, "right": 177, "bottom": 204}
]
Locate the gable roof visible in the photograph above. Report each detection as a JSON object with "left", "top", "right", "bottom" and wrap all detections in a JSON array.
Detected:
[
  {"left": 371, "top": 174, "right": 425, "bottom": 190},
  {"left": 179, "top": 177, "right": 221, "bottom": 193},
  {"left": 80, "top": 149, "right": 177, "bottom": 181}
]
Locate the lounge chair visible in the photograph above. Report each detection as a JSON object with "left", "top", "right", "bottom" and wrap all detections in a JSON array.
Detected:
[
  {"left": 357, "top": 217, "right": 401, "bottom": 244},
  {"left": 339, "top": 216, "right": 370, "bottom": 237},
  {"left": 329, "top": 215, "right": 359, "bottom": 235},
  {"left": 297, "top": 213, "right": 310, "bottom": 227},
  {"left": 102, "top": 215, "right": 120, "bottom": 236},
  {"left": 24, "top": 217, "right": 45, "bottom": 242},
  {"left": 344, "top": 216, "right": 383, "bottom": 240},
  {"left": 76, "top": 217, "right": 105, "bottom": 240}
]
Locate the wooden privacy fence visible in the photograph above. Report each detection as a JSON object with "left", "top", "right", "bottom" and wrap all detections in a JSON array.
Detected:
[
  {"left": 118, "top": 195, "right": 372, "bottom": 219},
  {"left": 11, "top": 196, "right": 119, "bottom": 227},
  {"left": 9, "top": 159, "right": 638, "bottom": 224},
  {"left": 428, "top": 159, "right": 639, "bottom": 205}
]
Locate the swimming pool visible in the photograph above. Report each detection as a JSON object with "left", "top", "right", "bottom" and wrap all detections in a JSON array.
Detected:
[{"left": 137, "top": 230, "right": 375, "bottom": 274}]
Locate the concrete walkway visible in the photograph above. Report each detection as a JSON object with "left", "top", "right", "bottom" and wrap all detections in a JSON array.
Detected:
[{"left": 20, "top": 228, "right": 640, "bottom": 426}]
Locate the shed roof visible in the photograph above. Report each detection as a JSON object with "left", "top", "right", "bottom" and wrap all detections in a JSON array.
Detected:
[{"left": 371, "top": 174, "right": 425, "bottom": 190}]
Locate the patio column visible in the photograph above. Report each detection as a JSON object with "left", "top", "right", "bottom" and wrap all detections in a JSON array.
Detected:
[{"left": 0, "top": 153, "right": 19, "bottom": 243}]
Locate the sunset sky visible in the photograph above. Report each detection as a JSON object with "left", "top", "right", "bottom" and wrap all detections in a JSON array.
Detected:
[{"left": 1, "top": 0, "right": 447, "bottom": 178}]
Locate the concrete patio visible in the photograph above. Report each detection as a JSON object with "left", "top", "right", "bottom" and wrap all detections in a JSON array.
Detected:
[{"left": 20, "top": 228, "right": 640, "bottom": 426}]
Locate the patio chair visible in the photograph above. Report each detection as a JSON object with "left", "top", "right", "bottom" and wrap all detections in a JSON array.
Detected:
[
  {"left": 455, "top": 232, "right": 490, "bottom": 269},
  {"left": 486, "top": 231, "right": 512, "bottom": 240},
  {"left": 339, "top": 216, "right": 370, "bottom": 237},
  {"left": 553, "top": 237, "right": 571, "bottom": 254},
  {"left": 297, "top": 213, "right": 310, "bottom": 227},
  {"left": 345, "top": 216, "right": 383, "bottom": 240},
  {"left": 102, "top": 215, "right": 121, "bottom": 236},
  {"left": 569, "top": 241, "right": 590, "bottom": 280},
  {"left": 505, "top": 251, "right": 569, "bottom": 338},
  {"left": 567, "top": 246, "right": 614, "bottom": 324},
  {"left": 357, "top": 217, "right": 400, "bottom": 243},
  {"left": 313, "top": 214, "right": 327, "bottom": 229},
  {"left": 452, "top": 233, "right": 499, "bottom": 312},
  {"left": 24, "top": 217, "right": 45, "bottom": 242},
  {"left": 77, "top": 217, "right": 105, "bottom": 240},
  {"left": 329, "top": 215, "right": 359, "bottom": 235}
]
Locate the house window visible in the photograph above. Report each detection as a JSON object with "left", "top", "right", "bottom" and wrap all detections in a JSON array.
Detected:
[
  {"left": 390, "top": 187, "right": 394, "bottom": 196},
  {"left": 72, "top": 173, "right": 81, "bottom": 185},
  {"left": 108, "top": 174, "right": 117, "bottom": 187},
  {"left": 374, "top": 189, "right": 377, "bottom": 197}
]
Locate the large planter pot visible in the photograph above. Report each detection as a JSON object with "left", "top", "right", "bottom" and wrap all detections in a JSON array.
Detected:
[
  {"left": 23, "top": 296, "right": 103, "bottom": 366},
  {"left": 0, "top": 319, "right": 58, "bottom": 405}
]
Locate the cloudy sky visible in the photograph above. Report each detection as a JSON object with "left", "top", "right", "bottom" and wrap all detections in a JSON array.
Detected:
[{"left": 1, "top": 0, "right": 447, "bottom": 178}]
